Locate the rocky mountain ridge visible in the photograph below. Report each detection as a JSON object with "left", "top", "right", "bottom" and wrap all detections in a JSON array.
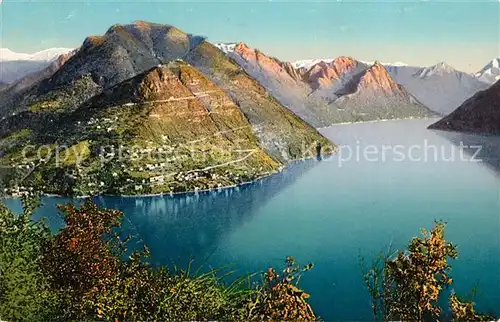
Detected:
[{"left": 226, "top": 43, "right": 434, "bottom": 124}]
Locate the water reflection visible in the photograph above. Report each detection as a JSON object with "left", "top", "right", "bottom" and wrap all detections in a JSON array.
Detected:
[
  {"left": 11, "top": 160, "right": 315, "bottom": 266},
  {"left": 3, "top": 119, "right": 499, "bottom": 320},
  {"left": 115, "top": 160, "right": 316, "bottom": 266},
  {"left": 434, "top": 130, "right": 500, "bottom": 175}
]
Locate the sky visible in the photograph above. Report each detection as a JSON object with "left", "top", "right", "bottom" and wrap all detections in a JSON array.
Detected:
[{"left": 0, "top": 0, "right": 499, "bottom": 73}]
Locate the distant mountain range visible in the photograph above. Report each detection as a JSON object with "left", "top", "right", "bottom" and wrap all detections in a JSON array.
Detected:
[
  {"left": 0, "top": 22, "right": 333, "bottom": 196},
  {"left": 0, "top": 50, "right": 76, "bottom": 117},
  {"left": 289, "top": 55, "right": 497, "bottom": 117},
  {"left": 0, "top": 48, "right": 73, "bottom": 84},
  {"left": 4, "top": 41, "right": 495, "bottom": 126},
  {"left": 218, "top": 42, "right": 340, "bottom": 126},
  {"left": 429, "top": 80, "right": 500, "bottom": 135},
  {"left": 323, "top": 61, "right": 432, "bottom": 121},
  {"left": 292, "top": 58, "right": 408, "bottom": 70},
  {"left": 217, "top": 42, "right": 434, "bottom": 126},
  {"left": 0, "top": 48, "right": 73, "bottom": 61},
  {"left": 386, "top": 62, "right": 490, "bottom": 115},
  {"left": 1, "top": 28, "right": 498, "bottom": 197}
]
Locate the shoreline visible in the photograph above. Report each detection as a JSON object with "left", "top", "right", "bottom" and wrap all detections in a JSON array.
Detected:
[
  {"left": 4, "top": 155, "right": 334, "bottom": 201},
  {"left": 3, "top": 118, "right": 439, "bottom": 201},
  {"left": 317, "top": 116, "right": 441, "bottom": 129},
  {"left": 427, "top": 125, "right": 500, "bottom": 137}
]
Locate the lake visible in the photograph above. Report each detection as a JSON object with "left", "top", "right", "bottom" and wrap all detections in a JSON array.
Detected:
[{"left": 5, "top": 118, "right": 499, "bottom": 320}]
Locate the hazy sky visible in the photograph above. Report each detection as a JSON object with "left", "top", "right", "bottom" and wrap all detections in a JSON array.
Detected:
[{"left": 1, "top": 0, "right": 499, "bottom": 72}]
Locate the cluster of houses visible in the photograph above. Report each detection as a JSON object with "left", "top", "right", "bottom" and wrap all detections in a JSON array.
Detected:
[
  {"left": 6, "top": 155, "right": 36, "bottom": 170},
  {"left": 4, "top": 186, "right": 34, "bottom": 197},
  {"left": 85, "top": 116, "right": 119, "bottom": 133},
  {"left": 15, "top": 162, "right": 33, "bottom": 170},
  {"left": 143, "top": 162, "right": 169, "bottom": 171},
  {"left": 129, "top": 166, "right": 257, "bottom": 193}
]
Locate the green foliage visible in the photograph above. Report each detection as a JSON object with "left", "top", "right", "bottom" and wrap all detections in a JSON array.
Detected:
[
  {"left": 0, "top": 129, "right": 31, "bottom": 144},
  {"left": 0, "top": 197, "right": 496, "bottom": 321},
  {"left": 28, "top": 100, "right": 62, "bottom": 113},
  {"left": 86, "top": 255, "right": 256, "bottom": 321},
  {"left": 246, "top": 256, "right": 316, "bottom": 321},
  {"left": 361, "top": 221, "right": 494, "bottom": 321},
  {"left": 58, "top": 140, "right": 91, "bottom": 165},
  {"left": 0, "top": 196, "right": 56, "bottom": 321},
  {"left": 41, "top": 202, "right": 123, "bottom": 319},
  {"left": 38, "top": 201, "right": 316, "bottom": 321},
  {"left": 27, "top": 74, "right": 100, "bottom": 114},
  {"left": 449, "top": 293, "right": 495, "bottom": 321}
]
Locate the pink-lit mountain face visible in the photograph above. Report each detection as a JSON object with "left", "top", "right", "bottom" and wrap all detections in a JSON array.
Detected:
[
  {"left": 302, "top": 57, "right": 357, "bottom": 90},
  {"left": 224, "top": 43, "right": 434, "bottom": 125}
]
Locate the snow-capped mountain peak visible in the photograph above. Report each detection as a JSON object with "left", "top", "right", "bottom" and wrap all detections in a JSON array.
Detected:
[
  {"left": 293, "top": 58, "right": 409, "bottom": 71},
  {"left": 0, "top": 47, "right": 74, "bottom": 84},
  {"left": 416, "top": 62, "right": 456, "bottom": 78},
  {"left": 434, "top": 61, "right": 454, "bottom": 71},
  {"left": 360, "top": 60, "right": 408, "bottom": 67},
  {"left": 0, "top": 48, "right": 23, "bottom": 60},
  {"left": 475, "top": 58, "right": 500, "bottom": 85},
  {"left": 293, "top": 58, "right": 334, "bottom": 70},
  {"left": 214, "top": 42, "right": 237, "bottom": 54},
  {"left": 0, "top": 48, "right": 73, "bottom": 61},
  {"left": 479, "top": 57, "right": 500, "bottom": 71}
]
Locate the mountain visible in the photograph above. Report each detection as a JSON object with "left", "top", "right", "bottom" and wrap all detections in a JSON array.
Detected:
[
  {"left": 0, "top": 22, "right": 208, "bottom": 118},
  {"left": 428, "top": 80, "right": 500, "bottom": 135},
  {"left": 293, "top": 59, "right": 408, "bottom": 71},
  {"left": 303, "top": 57, "right": 359, "bottom": 90},
  {"left": 0, "top": 22, "right": 334, "bottom": 196},
  {"left": 49, "top": 22, "right": 206, "bottom": 90},
  {"left": 221, "top": 42, "right": 339, "bottom": 127},
  {"left": 0, "top": 51, "right": 76, "bottom": 117},
  {"left": 0, "top": 48, "right": 72, "bottom": 61},
  {"left": 214, "top": 42, "right": 237, "bottom": 53},
  {"left": 224, "top": 44, "right": 433, "bottom": 125},
  {"left": 475, "top": 58, "right": 500, "bottom": 85},
  {"left": 387, "top": 62, "right": 489, "bottom": 115},
  {"left": 302, "top": 58, "right": 434, "bottom": 121},
  {"left": 13, "top": 62, "right": 280, "bottom": 195},
  {"left": 383, "top": 65, "right": 422, "bottom": 84},
  {"left": 0, "top": 48, "right": 72, "bottom": 84},
  {"left": 320, "top": 61, "right": 434, "bottom": 121},
  {"left": 293, "top": 58, "right": 334, "bottom": 70},
  {"left": 184, "top": 41, "right": 334, "bottom": 159},
  {"left": 291, "top": 57, "right": 490, "bottom": 117}
]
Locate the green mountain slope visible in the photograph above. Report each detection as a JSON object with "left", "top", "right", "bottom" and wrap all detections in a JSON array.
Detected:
[
  {"left": 186, "top": 41, "right": 333, "bottom": 162},
  {"left": 0, "top": 60, "right": 334, "bottom": 196},
  {"left": 0, "top": 22, "right": 335, "bottom": 196}
]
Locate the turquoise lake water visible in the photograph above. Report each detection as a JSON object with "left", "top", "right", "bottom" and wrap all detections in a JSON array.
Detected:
[{"left": 5, "top": 119, "right": 499, "bottom": 320}]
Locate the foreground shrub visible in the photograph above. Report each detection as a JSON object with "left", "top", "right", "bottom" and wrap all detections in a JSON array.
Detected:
[
  {"left": 39, "top": 201, "right": 316, "bottom": 321},
  {"left": 1, "top": 198, "right": 496, "bottom": 321},
  {"left": 41, "top": 202, "right": 123, "bottom": 319},
  {"left": 449, "top": 294, "right": 495, "bottom": 321},
  {"left": 40, "top": 201, "right": 244, "bottom": 320},
  {"left": 362, "top": 221, "right": 493, "bottom": 321},
  {"left": 81, "top": 253, "right": 256, "bottom": 321},
  {"left": 246, "top": 256, "right": 316, "bottom": 321},
  {"left": 0, "top": 197, "right": 56, "bottom": 321}
]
